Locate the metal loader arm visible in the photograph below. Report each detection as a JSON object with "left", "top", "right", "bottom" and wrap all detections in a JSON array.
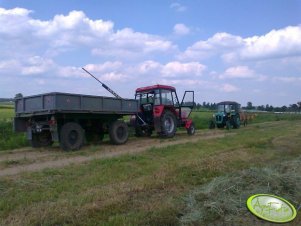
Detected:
[
  {"left": 82, "top": 67, "right": 122, "bottom": 99},
  {"left": 83, "top": 67, "right": 147, "bottom": 125}
]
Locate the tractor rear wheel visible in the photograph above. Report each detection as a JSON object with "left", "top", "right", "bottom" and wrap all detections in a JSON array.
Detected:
[
  {"left": 109, "top": 120, "right": 128, "bottom": 145},
  {"left": 160, "top": 110, "right": 176, "bottom": 138}
]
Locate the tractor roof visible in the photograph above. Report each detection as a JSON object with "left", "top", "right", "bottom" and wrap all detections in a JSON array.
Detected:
[
  {"left": 135, "top": 84, "right": 176, "bottom": 93},
  {"left": 217, "top": 101, "right": 240, "bottom": 105}
]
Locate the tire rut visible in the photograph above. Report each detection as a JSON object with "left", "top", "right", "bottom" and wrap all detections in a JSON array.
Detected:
[{"left": 0, "top": 130, "right": 229, "bottom": 177}]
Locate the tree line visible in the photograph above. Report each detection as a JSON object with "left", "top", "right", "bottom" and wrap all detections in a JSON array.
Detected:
[
  {"left": 195, "top": 101, "right": 301, "bottom": 112},
  {"left": 244, "top": 101, "right": 301, "bottom": 112}
]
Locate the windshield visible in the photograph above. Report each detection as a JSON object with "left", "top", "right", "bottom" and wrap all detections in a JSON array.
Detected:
[
  {"left": 136, "top": 89, "right": 160, "bottom": 105},
  {"left": 217, "top": 104, "right": 237, "bottom": 113}
]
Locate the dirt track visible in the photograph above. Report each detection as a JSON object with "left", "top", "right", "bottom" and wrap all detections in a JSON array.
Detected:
[{"left": 0, "top": 130, "right": 231, "bottom": 177}]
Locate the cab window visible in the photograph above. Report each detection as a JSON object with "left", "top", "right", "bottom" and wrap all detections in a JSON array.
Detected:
[{"left": 161, "top": 89, "right": 173, "bottom": 105}]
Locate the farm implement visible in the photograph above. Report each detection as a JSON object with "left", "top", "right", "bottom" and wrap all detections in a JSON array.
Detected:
[{"left": 14, "top": 69, "right": 195, "bottom": 151}]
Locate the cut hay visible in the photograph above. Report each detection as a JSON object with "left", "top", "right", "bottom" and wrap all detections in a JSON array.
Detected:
[{"left": 180, "top": 156, "right": 301, "bottom": 225}]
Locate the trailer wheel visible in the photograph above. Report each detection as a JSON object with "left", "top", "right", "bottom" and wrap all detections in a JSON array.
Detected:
[
  {"left": 160, "top": 110, "right": 176, "bottom": 138},
  {"left": 109, "top": 120, "right": 128, "bottom": 145},
  {"left": 31, "top": 131, "right": 53, "bottom": 148},
  {"left": 187, "top": 122, "right": 196, "bottom": 135},
  {"left": 60, "top": 122, "right": 84, "bottom": 151}
]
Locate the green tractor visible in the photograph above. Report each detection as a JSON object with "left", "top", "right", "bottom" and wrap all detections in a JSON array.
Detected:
[{"left": 209, "top": 101, "right": 241, "bottom": 129}]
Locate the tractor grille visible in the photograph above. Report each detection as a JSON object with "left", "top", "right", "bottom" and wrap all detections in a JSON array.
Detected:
[{"left": 216, "top": 115, "right": 222, "bottom": 122}]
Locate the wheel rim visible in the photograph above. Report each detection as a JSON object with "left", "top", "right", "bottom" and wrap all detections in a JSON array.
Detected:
[
  {"left": 116, "top": 126, "right": 125, "bottom": 140},
  {"left": 164, "top": 116, "right": 175, "bottom": 133},
  {"left": 68, "top": 130, "right": 78, "bottom": 145},
  {"left": 190, "top": 126, "right": 195, "bottom": 134}
]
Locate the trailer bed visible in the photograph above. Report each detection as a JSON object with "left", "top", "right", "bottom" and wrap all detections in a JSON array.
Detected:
[{"left": 15, "top": 92, "right": 138, "bottom": 116}]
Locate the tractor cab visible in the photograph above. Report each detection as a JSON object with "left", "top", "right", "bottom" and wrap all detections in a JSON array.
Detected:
[
  {"left": 217, "top": 102, "right": 240, "bottom": 114},
  {"left": 210, "top": 101, "right": 241, "bottom": 129},
  {"left": 133, "top": 84, "right": 195, "bottom": 137}
]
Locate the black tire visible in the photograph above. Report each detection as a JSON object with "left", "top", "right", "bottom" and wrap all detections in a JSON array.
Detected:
[
  {"left": 109, "top": 120, "right": 128, "bottom": 145},
  {"left": 233, "top": 116, "right": 241, "bottom": 129},
  {"left": 160, "top": 110, "right": 177, "bottom": 138},
  {"left": 31, "top": 131, "right": 53, "bottom": 148},
  {"left": 187, "top": 122, "right": 196, "bottom": 135},
  {"left": 60, "top": 122, "right": 84, "bottom": 151}
]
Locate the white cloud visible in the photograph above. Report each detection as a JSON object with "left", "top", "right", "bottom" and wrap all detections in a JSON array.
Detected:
[
  {"left": 101, "top": 72, "right": 129, "bottom": 82},
  {"left": 84, "top": 61, "right": 123, "bottom": 73},
  {"left": 0, "top": 60, "right": 21, "bottom": 72},
  {"left": 173, "top": 23, "right": 190, "bottom": 36},
  {"left": 170, "top": 3, "right": 187, "bottom": 12},
  {"left": 274, "top": 76, "right": 301, "bottom": 83},
  {"left": 240, "top": 25, "right": 301, "bottom": 60},
  {"left": 31, "top": 10, "right": 113, "bottom": 40},
  {"left": 157, "top": 78, "right": 209, "bottom": 86},
  {"left": 137, "top": 60, "right": 161, "bottom": 74},
  {"left": 221, "top": 83, "right": 239, "bottom": 92},
  {"left": 220, "top": 66, "right": 255, "bottom": 79},
  {"left": 161, "top": 61, "right": 206, "bottom": 77},
  {"left": 178, "top": 32, "right": 243, "bottom": 60},
  {"left": 135, "top": 61, "right": 206, "bottom": 78},
  {"left": 21, "top": 56, "right": 55, "bottom": 75},
  {"left": 58, "top": 66, "right": 83, "bottom": 78},
  {"left": 0, "top": 7, "right": 176, "bottom": 62},
  {"left": 92, "top": 28, "right": 175, "bottom": 58},
  {"left": 180, "top": 25, "right": 301, "bottom": 62}
]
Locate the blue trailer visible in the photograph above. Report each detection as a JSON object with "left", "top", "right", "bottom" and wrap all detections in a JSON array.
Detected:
[{"left": 14, "top": 92, "right": 138, "bottom": 151}]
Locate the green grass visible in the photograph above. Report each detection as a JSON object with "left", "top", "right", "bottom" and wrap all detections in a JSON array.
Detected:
[
  {"left": 1, "top": 120, "right": 301, "bottom": 225},
  {"left": 0, "top": 106, "right": 27, "bottom": 151},
  {"left": 0, "top": 108, "right": 14, "bottom": 119},
  {"left": 190, "top": 110, "right": 214, "bottom": 129},
  {"left": 252, "top": 112, "right": 301, "bottom": 123},
  {"left": 1, "top": 107, "right": 301, "bottom": 152}
]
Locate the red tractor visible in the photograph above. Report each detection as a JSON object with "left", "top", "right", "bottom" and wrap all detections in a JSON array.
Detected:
[{"left": 131, "top": 84, "right": 195, "bottom": 138}]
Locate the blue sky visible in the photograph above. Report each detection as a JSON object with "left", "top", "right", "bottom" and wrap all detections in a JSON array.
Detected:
[{"left": 0, "top": 0, "right": 301, "bottom": 106}]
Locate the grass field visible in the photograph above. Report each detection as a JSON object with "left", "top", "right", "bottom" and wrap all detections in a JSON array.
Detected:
[
  {"left": 0, "top": 104, "right": 27, "bottom": 151},
  {"left": 0, "top": 118, "right": 301, "bottom": 225}
]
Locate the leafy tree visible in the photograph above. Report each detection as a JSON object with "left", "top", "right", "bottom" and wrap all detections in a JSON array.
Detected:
[
  {"left": 290, "top": 104, "right": 298, "bottom": 112},
  {"left": 297, "top": 101, "right": 301, "bottom": 112}
]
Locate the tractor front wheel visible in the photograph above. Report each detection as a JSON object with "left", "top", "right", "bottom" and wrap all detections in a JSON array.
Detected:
[
  {"left": 160, "top": 110, "right": 176, "bottom": 138},
  {"left": 233, "top": 116, "right": 241, "bottom": 129},
  {"left": 187, "top": 122, "right": 196, "bottom": 135}
]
